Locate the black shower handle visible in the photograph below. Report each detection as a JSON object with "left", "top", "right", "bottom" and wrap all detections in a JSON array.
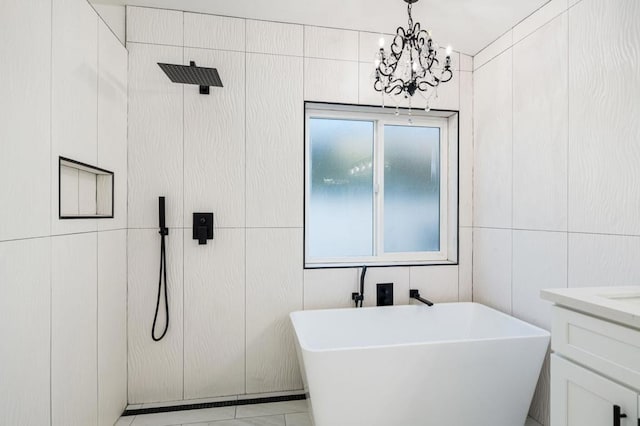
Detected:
[
  {"left": 159, "top": 197, "right": 168, "bottom": 235},
  {"left": 613, "top": 405, "right": 627, "bottom": 426}
]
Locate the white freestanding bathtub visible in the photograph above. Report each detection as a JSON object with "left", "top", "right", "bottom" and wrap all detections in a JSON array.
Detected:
[{"left": 290, "top": 303, "right": 549, "bottom": 426}]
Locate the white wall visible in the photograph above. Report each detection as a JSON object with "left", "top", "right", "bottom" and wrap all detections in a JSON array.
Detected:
[
  {"left": 126, "top": 6, "right": 474, "bottom": 404},
  {"left": 472, "top": 0, "right": 640, "bottom": 423},
  {"left": 0, "top": 0, "right": 128, "bottom": 424}
]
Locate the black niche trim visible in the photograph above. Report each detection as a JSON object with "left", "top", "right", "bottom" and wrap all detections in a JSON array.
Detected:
[{"left": 121, "top": 393, "right": 307, "bottom": 417}]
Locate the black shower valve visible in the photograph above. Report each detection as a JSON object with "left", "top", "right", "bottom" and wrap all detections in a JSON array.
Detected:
[{"left": 193, "top": 213, "right": 214, "bottom": 245}]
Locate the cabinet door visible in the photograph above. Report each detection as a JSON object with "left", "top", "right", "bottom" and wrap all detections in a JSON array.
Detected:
[{"left": 551, "top": 354, "right": 637, "bottom": 426}]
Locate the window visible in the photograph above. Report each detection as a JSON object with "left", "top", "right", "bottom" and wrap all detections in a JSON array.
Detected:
[{"left": 305, "top": 103, "right": 459, "bottom": 267}]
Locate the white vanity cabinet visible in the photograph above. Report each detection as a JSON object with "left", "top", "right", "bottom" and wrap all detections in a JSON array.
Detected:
[
  {"left": 551, "top": 354, "right": 637, "bottom": 426},
  {"left": 543, "top": 287, "right": 640, "bottom": 426}
]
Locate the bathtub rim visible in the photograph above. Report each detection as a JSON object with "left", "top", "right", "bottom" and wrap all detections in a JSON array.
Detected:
[{"left": 290, "top": 302, "right": 550, "bottom": 353}]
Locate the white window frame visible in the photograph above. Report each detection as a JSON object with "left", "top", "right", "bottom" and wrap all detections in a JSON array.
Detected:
[{"left": 304, "top": 103, "right": 459, "bottom": 268}]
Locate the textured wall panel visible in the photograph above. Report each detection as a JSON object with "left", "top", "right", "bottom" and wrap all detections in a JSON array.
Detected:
[
  {"left": 303, "top": 268, "right": 358, "bottom": 310},
  {"left": 126, "top": 6, "right": 183, "bottom": 46},
  {"left": 304, "top": 26, "right": 358, "bottom": 61},
  {"left": 568, "top": 232, "right": 640, "bottom": 288},
  {"left": 473, "top": 50, "right": 513, "bottom": 228},
  {"left": 183, "top": 48, "right": 245, "bottom": 228},
  {"left": 184, "top": 229, "right": 246, "bottom": 398},
  {"left": 246, "top": 54, "right": 303, "bottom": 228},
  {"left": 0, "top": 0, "right": 51, "bottom": 241},
  {"left": 246, "top": 228, "right": 303, "bottom": 393},
  {"left": 128, "top": 43, "right": 184, "bottom": 228},
  {"left": 246, "top": 20, "right": 303, "bottom": 56},
  {"left": 568, "top": 0, "right": 640, "bottom": 235},
  {"left": 459, "top": 71, "right": 473, "bottom": 227},
  {"left": 51, "top": 233, "right": 98, "bottom": 426},
  {"left": 472, "top": 228, "right": 512, "bottom": 314},
  {"left": 458, "top": 228, "right": 473, "bottom": 302},
  {"left": 51, "top": 0, "right": 98, "bottom": 235},
  {"left": 409, "top": 266, "right": 459, "bottom": 303},
  {"left": 98, "top": 230, "right": 127, "bottom": 426},
  {"left": 512, "top": 230, "right": 567, "bottom": 331},
  {"left": 0, "top": 238, "right": 51, "bottom": 425},
  {"left": 513, "top": 0, "right": 567, "bottom": 44},
  {"left": 474, "top": 30, "right": 513, "bottom": 70},
  {"left": 184, "top": 13, "right": 245, "bottom": 51},
  {"left": 513, "top": 15, "right": 568, "bottom": 232},
  {"left": 98, "top": 21, "right": 128, "bottom": 231},
  {"left": 128, "top": 228, "right": 184, "bottom": 403},
  {"left": 304, "top": 58, "right": 358, "bottom": 103}
]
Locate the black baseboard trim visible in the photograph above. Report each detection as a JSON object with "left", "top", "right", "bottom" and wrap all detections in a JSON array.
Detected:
[{"left": 122, "top": 393, "right": 307, "bottom": 417}]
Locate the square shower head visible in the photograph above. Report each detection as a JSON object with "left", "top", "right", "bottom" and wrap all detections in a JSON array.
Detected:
[{"left": 157, "top": 61, "right": 223, "bottom": 94}]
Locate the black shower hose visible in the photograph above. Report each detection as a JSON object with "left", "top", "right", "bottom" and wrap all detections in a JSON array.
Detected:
[{"left": 152, "top": 229, "right": 169, "bottom": 342}]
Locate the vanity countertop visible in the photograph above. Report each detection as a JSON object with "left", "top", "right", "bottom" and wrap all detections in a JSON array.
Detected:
[{"left": 541, "top": 286, "right": 640, "bottom": 330}]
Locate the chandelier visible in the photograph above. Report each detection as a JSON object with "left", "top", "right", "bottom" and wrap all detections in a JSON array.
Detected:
[{"left": 374, "top": 0, "right": 453, "bottom": 107}]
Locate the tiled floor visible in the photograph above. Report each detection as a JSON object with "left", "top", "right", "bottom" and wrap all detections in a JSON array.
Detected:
[{"left": 116, "top": 400, "right": 543, "bottom": 426}]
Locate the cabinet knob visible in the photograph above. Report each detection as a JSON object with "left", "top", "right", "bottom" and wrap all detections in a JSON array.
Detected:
[{"left": 613, "top": 405, "right": 627, "bottom": 426}]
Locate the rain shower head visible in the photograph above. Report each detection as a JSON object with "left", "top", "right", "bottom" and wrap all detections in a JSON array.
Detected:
[{"left": 157, "top": 61, "right": 223, "bottom": 95}]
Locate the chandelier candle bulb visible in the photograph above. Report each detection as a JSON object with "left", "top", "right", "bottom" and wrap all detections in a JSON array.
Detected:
[{"left": 379, "top": 37, "right": 385, "bottom": 48}]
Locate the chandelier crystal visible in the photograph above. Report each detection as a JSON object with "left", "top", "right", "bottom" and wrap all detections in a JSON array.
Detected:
[{"left": 374, "top": 0, "right": 453, "bottom": 106}]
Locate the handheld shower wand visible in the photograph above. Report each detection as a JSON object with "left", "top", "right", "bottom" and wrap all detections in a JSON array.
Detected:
[{"left": 152, "top": 197, "right": 170, "bottom": 342}]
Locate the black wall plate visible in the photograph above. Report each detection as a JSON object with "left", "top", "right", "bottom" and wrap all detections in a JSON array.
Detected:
[
  {"left": 377, "top": 283, "right": 394, "bottom": 306},
  {"left": 193, "top": 212, "right": 214, "bottom": 244}
]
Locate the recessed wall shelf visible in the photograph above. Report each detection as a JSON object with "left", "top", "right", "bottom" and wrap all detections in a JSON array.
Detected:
[{"left": 58, "top": 156, "right": 114, "bottom": 219}]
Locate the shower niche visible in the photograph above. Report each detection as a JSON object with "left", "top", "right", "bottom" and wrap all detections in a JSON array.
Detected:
[{"left": 59, "top": 156, "right": 114, "bottom": 219}]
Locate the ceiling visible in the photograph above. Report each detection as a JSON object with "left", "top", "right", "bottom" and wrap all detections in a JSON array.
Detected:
[{"left": 92, "top": 0, "right": 549, "bottom": 56}]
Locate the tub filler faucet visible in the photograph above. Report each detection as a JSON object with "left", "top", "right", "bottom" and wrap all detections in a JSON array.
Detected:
[{"left": 409, "top": 289, "right": 434, "bottom": 306}]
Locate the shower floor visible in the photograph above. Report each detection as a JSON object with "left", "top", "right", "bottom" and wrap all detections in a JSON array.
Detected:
[{"left": 116, "top": 400, "right": 543, "bottom": 426}]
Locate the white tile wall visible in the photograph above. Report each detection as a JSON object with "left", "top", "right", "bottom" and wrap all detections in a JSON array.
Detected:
[
  {"left": 0, "top": 238, "right": 51, "bottom": 425},
  {"left": 246, "top": 20, "right": 303, "bottom": 56},
  {"left": 304, "top": 26, "right": 359, "bottom": 61},
  {"left": 303, "top": 268, "right": 358, "bottom": 310},
  {"left": 184, "top": 13, "right": 245, "bottom": 51},
  {"left": 459, "top": 71, "right": 473, "bottom": 228},
  {"left": 246, "top": 228, "right": 303, "bottom": 393},
  {"left": 98, "top": 20, "right": 128, "bottom": 231},
  {"left": 458, "top": 228, "right": 473, "bottom": 302},
  {"left": 127, "top": 6, "right": 183, "bottom": 46},
  {"left": 513, "top": 0, "right": 568, "bottom": 44},
  {"left": 0, "top": 0, "right": 51, "bottom": 241},
  {"left": 473, "top": 50, "right": 513, "bottom": 229},
  {"left": 568, "top": 0, "right": 640, "bottom": 236},
  {"left": 51, "top": 233, "right": 98, "bottom": 426},
  {"left": 184, "top": 229, "right": 246, "bottom": 398},
  {"left": 568, "top": 233, "right": 640, "bottom": 288},
  {"left": 512, "top": 231, "right": 567, "bottom": 330},
  {"left": 409, "top": 266, "right": 459, "bottom": 303},
  {"left": 358, "top": 31, "right": 392, "bottom": 63},
  {"left": 128, "top": 228, "right": 184, "bottom": 403},
  {"left": 183, "top": 48, "right": 246, "bottom": 228},
  {"left": 128, "top": 42, "right": 184, "bottom": 228},
  {"left": 98, "top": 230, "right": 128, "bottom": 426},
  {"left": 79, "top": 169, "right": 98, "bottom": 214},
  {"left": 51, "top": 0, "right": 98, "bottom": 235},
  {"left": 246, "top": 54, "right": 304, "bottom": 228},
  {"left": 474, "top": 30, "right": 513, "bottom": 70},
  {"left": 512, "top": 14, "right": 568, "bottom": 232},
  {"left": 304, "top": 58, "right": 359, "bottom": 104},
  {"left": 472, "top": 228, "right": 512, "bottom": 314}
]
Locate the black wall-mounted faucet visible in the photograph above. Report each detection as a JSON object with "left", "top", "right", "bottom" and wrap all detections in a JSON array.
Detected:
[
  {"left": 410, "top": 289, "right": 434, "bottom": 306},
  {"left": 351, "top": 265, "right": 367, "bottom": 308},
  {"left": 193, "top": 213, "right": 214, "bottom": 245}
]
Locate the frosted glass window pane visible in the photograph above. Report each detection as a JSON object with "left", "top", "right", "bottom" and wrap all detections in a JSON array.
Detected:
[
  {"left": 384, "top": 125, "right": 440, "bottom": 253},
  {"left": 309, "top": 118, "right": 374, "bottom": 258}
]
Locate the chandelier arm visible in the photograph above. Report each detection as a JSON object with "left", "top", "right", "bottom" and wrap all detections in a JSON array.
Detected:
[
  {"left": 390, "top": 28, "right": 406, "bottom": 56},
  {"left": 439, "top": 68, "right": 453, "bottom": 83}
]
